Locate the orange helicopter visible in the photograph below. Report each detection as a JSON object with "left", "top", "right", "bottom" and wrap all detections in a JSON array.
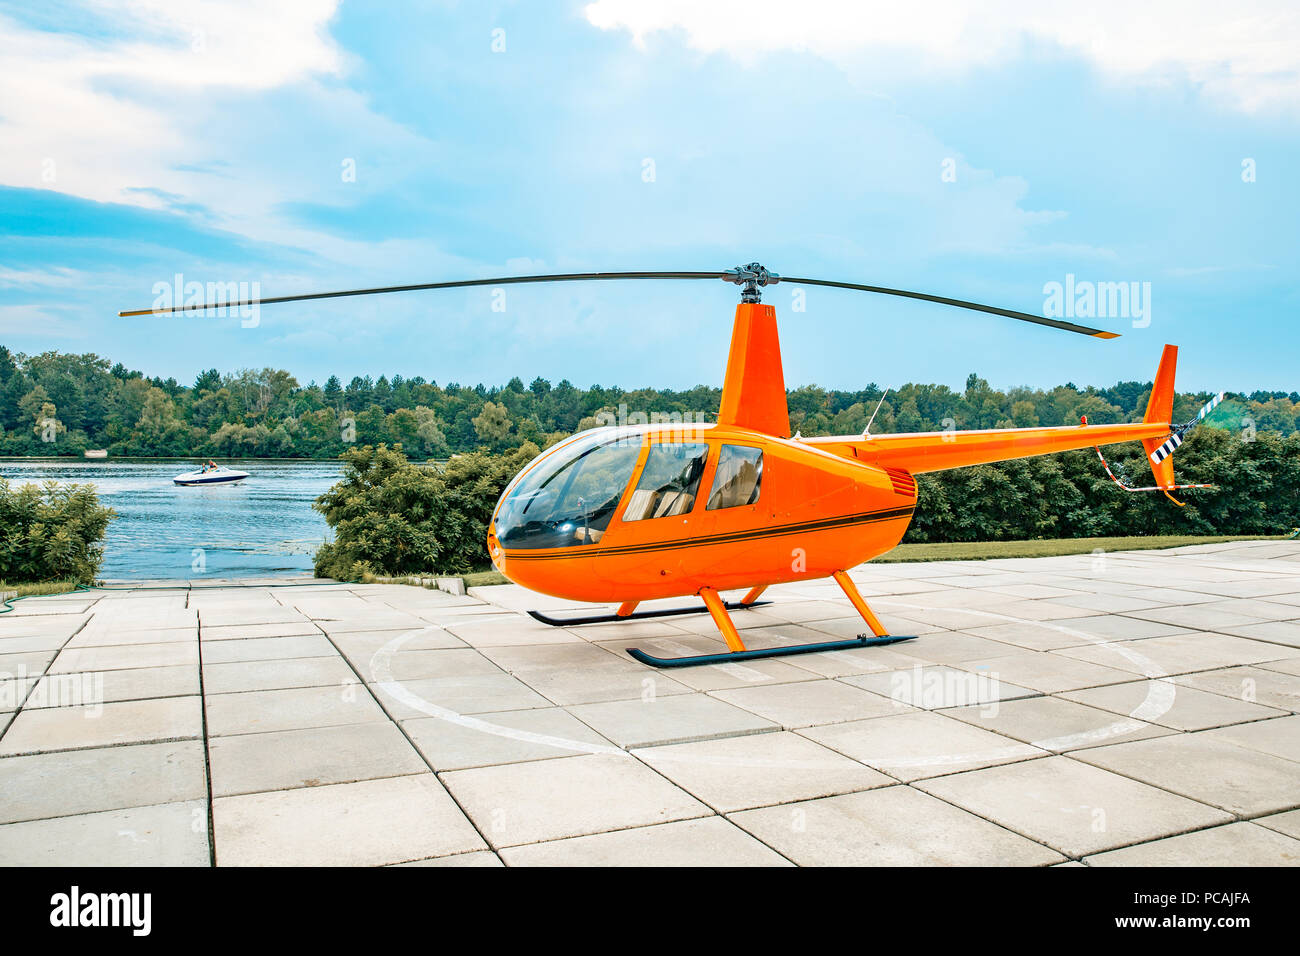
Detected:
[{"left": 123, "top": 263, "right": 1221, "bottom": 667}]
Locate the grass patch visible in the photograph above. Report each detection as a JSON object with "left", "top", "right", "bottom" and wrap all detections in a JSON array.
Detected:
[
  {"left": 357, "top": 569, "right": 510, "bottom": 589},
  {"left": 0, "top": 580, "right": 83, "bottom": 598},
  {"left": 0, "top": 580, "right": 84, "bottom": 609},
  {"left": 463, "top": 570, "right": 510, "bottom": 587},
  {"left": 877, "top": 534, "right": 1284, "bottom": 563}
]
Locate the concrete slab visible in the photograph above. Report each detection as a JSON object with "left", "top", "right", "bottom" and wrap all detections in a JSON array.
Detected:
[
  {"left": 1059, "top": 679, "right": 1288, "bottom": 732},
  {"left": 1072, "top": 734, "right": 1300, "bottom": 816},
  {"left": 1214, "top": 620, "right": 1300, "bottom": 647},
  {"left": 204, "top": 685, "right": 387, "bottom": 737},
  {"left": 482, "top": 643, "right": 692, "bottom": 706},
  {"left": 1084, "top": 822, "right": 1300, "bottom": 866},
  {"left": 1178, "top": 666, "right": 1300, "bottom": 713},
  {"left": 0, "top": 741, "right": 206, "bottom": 823},
  {"left": 1254, "top": 809, "right": 1300, "bottom": 840},
  {"left": 0, "top": 696, "right": 202, "bottom": 755},
  {"left": 951, "top": 650, "right": 1137, "bottom": 695},
  {"left": 941, "top": 695, "right": 1175, "bottom": 752},
  {"left": 402, "top": 706, "right": 615, "bottom": 770},
  {"left": 69, "top": 626, "right": 198, "bottom": 648},
  {"left": 0, "top": 633, "right": 75, "bottom": 654},
  {"left": 50, "top": 641, "right": 198, "bottom": 674},
  {"left": 201, "top": 656, "right": 358, "bottom": 695},
  {"left": 915, "top": 756, "right": 1232, "bottom": 857},
  {"left": 208, "top": 722, "right": 428, "bottom": 796},
  {"left": 778, "top": 641, "right": 930, "bottom": 678},
  {"left": 213, "top": 774, "right": 485, "bottom": 865},
  {"left": 1055, "top": 633, "right": 1292, "bottom": 677},
  {"left": 870, "top": 630, "right": 1026, "bottom": 665},
  {"left": 328, "top": 627, "right": 464, "bottom": 666},
  {"left": 395, "top": 850, "right": 503, "bottom": 867},
  {"left": 800, "top": 710, "right": 1045, "bottom": 781},
  {"left": 0, "top": 800, "right": 210, "bottom": 866},
  {"left": 634, "top": 731, "right": 893, "bottom": 812},
  {"left": 369, "top": 647, "right": 508, "bottom": 682},
  {"left": 199, "top": 633, "right": 338, "bottom": 663},
  {"left": 200, "top": 621, "right": 322, "bottom": 641},
  {"left": 1021, "top": 614, "right": 1195, "bottom": 642},
  {"left": 373, "top": 673, "right": 552, "bottom": 719},
  {"left": 842, "top": 664, "right": 1038, "bottom": 709},
  {"left": 1121, "top": 604, "right": 1271, "bottom": 631},
  {"left": 27, "top": 664, "right": 196, "bottom": 708},
  {"left": 445, "top": 616, "right": 584, "bottom": 647},
  {"left": 441, "top": 753, "right": 711, "bottom": 848},
  {"left": 730, "top": 786, "right": 1064, "bottom": 866},
  {"left": 502, "top": 817, "right": 792, "bottom": 866},
  {"left": 568, "top": 693, "right": 779, "bottom": 748},
  {"left": 609, "top": 649, "right": 821, "bottom": 691},
  {"left": 710, "top": 679, "right": 906, "bottom": 728}
]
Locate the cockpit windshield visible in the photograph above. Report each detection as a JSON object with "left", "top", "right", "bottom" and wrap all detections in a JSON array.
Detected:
[{"left": 494, "top": 431, "right": 641, "bottom": 549}]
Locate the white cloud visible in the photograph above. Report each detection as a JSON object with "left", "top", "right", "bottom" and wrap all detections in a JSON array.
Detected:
[
  {"left": 584, "top": 0, "right": 1300, "bottom": 112},
  {"left": 0, "top": 2, "right": 343, "bottom": 204},
  {"left": 0, "top": 304, "right": 82, "bottom": 337},
  {"left": 0, "top": 266, "right": 83, "bottom": 289},
  {"left": 0, "top": 2, "right": 462, "bottom": 288}
]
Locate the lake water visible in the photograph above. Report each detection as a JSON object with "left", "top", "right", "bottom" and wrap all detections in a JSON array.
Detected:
[{"left": 1, "top": 459, "right": 343, "bottom": 580}]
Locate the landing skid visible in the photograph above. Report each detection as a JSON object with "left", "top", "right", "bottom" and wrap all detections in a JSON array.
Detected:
[
  {"left": 527, "top": 600, "right": 770, "bottom": 627},
  {"left": 626, "top": 634, "right": 918, "bottom": 668}
]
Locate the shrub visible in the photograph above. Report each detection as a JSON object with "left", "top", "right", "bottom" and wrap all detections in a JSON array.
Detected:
[
  {"left": 0, "top": 479, "right": 115, "bottom": 584},
  {"left": 312, "top": 442, "right": 539, "bottom": 581}
]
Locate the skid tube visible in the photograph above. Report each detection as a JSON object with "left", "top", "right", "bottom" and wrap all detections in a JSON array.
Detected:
[
  {"left": 527, "top": 600, "right": 769, "bottom": 627},
  {"left": 626, "top": 633, "right": 918, "bottom": 669}
]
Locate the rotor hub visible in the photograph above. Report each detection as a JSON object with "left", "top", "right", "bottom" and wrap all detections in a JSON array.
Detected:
[{"left": 722, "top": 262, "right": 780, "bottom": 303}]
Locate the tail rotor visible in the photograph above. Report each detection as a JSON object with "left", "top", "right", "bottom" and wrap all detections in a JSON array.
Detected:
[{"left": 1095, "top": 345, "right": 1223, "bottom": 506}]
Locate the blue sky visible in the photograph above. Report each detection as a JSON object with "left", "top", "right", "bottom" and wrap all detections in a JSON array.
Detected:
[{"left": 1, "top": 0, "right": 1296, "bottom": 395}]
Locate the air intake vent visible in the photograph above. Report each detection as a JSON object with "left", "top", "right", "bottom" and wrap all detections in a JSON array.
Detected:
[{"left": 883, "top": 467, "right": 916, "bottom": 499}]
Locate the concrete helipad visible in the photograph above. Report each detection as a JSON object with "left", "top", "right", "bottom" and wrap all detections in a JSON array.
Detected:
[{"left": 1, "top": 540, "right": 1298, "bottom": 866}]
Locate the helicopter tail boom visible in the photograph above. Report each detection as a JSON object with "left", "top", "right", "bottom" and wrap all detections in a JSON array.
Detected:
[
  {"left": 806, "top": 419, "right": 1171, "bottom": 474},
  {"left": 806, "top": 345, "right": 1191, "bottom": 475}
]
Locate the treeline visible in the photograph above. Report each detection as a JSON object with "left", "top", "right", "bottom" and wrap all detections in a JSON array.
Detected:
[{"left": 1, "top": 344, "right": 1296, "bottom": 459}]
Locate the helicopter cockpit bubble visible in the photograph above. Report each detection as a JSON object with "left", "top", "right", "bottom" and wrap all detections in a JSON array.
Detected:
[{"left": 494, "top": 429, "right": 643, "bottom": 549}]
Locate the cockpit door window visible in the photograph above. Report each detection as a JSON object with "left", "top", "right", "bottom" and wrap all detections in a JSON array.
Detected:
[
  {"left": 622, "top": 442, "right": 709, "bottom": 521},
  {"left": 706, "top": 445, "right": 763, "bottom": 510}
]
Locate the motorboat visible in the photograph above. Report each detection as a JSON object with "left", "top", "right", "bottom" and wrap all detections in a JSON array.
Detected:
[{"left": 173, "top": 463, "right": 249, "bottom": 486}]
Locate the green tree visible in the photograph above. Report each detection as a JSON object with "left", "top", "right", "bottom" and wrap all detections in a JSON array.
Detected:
[
  {"left": 472, "top": 400, "right": 512, "bottom": 449},
  {"left": 313, "top": 442, "right": 539, "bottom": 580},
  {"left": 0, "top": 479, "right": 115, "bottom": 583}
]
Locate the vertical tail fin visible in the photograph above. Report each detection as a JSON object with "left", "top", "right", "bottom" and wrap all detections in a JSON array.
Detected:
[
  {"left": 1141, "top": 344, "right": 1178, "bottom": 490},
  {"left": 717, "top": 303, "right": 791, "bottom": 437}
]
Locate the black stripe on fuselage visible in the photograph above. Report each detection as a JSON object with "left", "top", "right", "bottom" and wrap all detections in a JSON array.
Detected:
[{"left": 502, "top": 505, "right": 916, "bottom": 562}]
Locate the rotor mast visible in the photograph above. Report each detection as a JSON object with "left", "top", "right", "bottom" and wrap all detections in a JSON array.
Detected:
[{"left": 717, "top": 263, "right": 791, "bottom": 438}]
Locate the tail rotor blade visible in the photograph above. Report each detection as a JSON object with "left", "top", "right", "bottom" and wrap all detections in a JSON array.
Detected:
[{"left": 1195, "top": 392, "right": 1226, "bottom": 423}]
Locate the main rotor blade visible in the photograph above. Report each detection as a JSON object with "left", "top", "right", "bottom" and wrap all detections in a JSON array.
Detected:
[
  {"left": 117, "top": 271, "right": 723, "bottom": 316},
  {"left": 781, "top": 276, "right": 1120, "bottom": 339},
  {"left": 119, "top": 265, "right": 1120, "bottom": 338}
]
